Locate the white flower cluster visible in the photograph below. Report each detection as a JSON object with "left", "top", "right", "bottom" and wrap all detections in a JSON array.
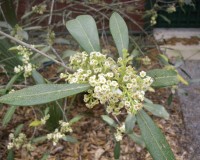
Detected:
[
  {"left": 142, "top": 56, "right": 151, "bottom": 65},
  {"left": 47, "top": 120, "right": 73, "bottom": 146},
  {"left": 61, "top": 50, "right": 153, "bottom": 115},
  {"left": 7, "top": 133, "right": 34, "bottom": 151},
  {"left": 32, "top": 4, "right": 47, "bottom": 14},
  {"left": 14, "top": 45, "right": 35, "bottom": 77},
  {"left": 10, "top": 25, "right": 27, "bottom": 41},
  {"left": 166, "top": 5, "right": 176, "bottom": 13},
  {"left": 114, "top": 123, "right": 125, "bottom": 141},
  {"left": 40, "top": 114, "right": 50, "bottom": 125},
  {"left": 150, "top": 11, "right": 158, "bottom": 26}
]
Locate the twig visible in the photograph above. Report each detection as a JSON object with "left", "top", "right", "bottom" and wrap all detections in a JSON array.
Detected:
[
  {"left": 48, "top": 0, "right": 55, "bottom": 25},
  {"left": 50, "top": 46, "right": 66, "bottom": 66},
  {"left": 0, "top": 30, "right": 73, "bottom": 73}
]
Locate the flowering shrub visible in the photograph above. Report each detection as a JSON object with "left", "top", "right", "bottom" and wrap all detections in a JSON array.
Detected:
[{"left": 0, "top": 12, "right": 185, "bottom": 160}]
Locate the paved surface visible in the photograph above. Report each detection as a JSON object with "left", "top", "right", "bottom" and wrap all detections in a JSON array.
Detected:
[
  {"left": 154, "top": 28, "right": 200, "bottom": 160},
  {"left": 178, "top": 61, "right": 200, "bottom": 160}
]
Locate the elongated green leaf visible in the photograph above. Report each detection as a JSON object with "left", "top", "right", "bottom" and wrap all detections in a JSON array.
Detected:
[
  {"left": 128, "top": 132, "right": 145, "bottom": 148},
  {"left": 62, "top": 50, "right": 77, "bottom": 59},
  {"left": 62, "top": 136, "right": 78, "bottom": 143},
  {"left": 114, "top": 141, "right": 120, "bottom": 160},
  {"left": 125, "top": 114, "right": 136, "bottom": 134},
  {"left": 0, "top": 84, "right": 91, "bottom": 106},
  {"left": 167, "top": 94, "right": 173, "bottom": 106},
  {"left": 14, "top": 124, "right": 24, "bottom": 136},
  {"left": 1, "top": 0, "right": 17, "bottom": 27},
  {"left": 136, "top": 110, "right": 175, "bottom": 160},
  {"left": 69, "top": 115, "right": 83, "bottom": 124},
  {"left": 31, "top": 70, "right": 46, "bottom": 84},
  {"left": 3, "top": 106, "right": 17, "bottom": 126},
  {"left": 32, "top": 136, "right": 47, "bottom": 144},
  {"left": 159, "top": 14, "right": 171, "bottom": 24},
  {"left": 110, "top": 12, "right": 129, "bottom": 57},
  {"left": 147, "top": 69, "right": 179, "bottom": 87},
  {"left": 144, "top": 103, "right": 169, "bottom": 120},
  {"left": 66, "top": 15, "right": 100, "bottom": 53},
  {"left": 5, "top": 73, "right": 21, "bottom": 91},
  {"left": 101, "top": 115, "right": 117, "bottom": 128},
  {"left": 7, "top": 149, "right": 14, "bottom": 160}
]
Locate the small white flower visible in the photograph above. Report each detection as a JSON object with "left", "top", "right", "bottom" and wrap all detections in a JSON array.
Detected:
[
  {"left": 106, "top": 72, "right": 114, "bottom": 78},
  {"left": 110, "top": 81, "right": 118, "bottom": 87},
  {"left": 123, "top": 75, "right": 130, "bottom": 82},
  {"left": 114, "top": 132, "right": 123, "bottom": 141},
  {"left": 140, "top": 71, "right": 146, "bottom": 78}
]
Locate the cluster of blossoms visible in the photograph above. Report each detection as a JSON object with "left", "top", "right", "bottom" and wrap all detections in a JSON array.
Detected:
[
  {"left": 32, "top": 4, "right": 47, "bottom": 14},
  {"left": 10, "top": 25, "right": 28, "bottom": 41},
  {"left": 7, "top": 133, "right": 34, "bottom": 151},
  {"left": 141, "top": 56, "right": 151, "bottom": 65},
  {"left": 46, "top": 30, "right": 55, "bottom": 45},
  {"left": 114, "top": 123, "right": 125, "bottom": 141},
  {"left": 61, "top": 50, "right": 153, "bottom": 115},
  {"left": 14, "top": 45, "right": 35, "bottom": 77},
  {"left": 150, "top": 11, "right": 158, "bottom": 26},
  {"left": 47, "top": 120, "right": 73, "bottom": 146},
  {"left": 166, "top": 5, "right": 176, "bottom": 13},
  {"left": 40, "top": 114, "right": 50, "bottom": 125}
]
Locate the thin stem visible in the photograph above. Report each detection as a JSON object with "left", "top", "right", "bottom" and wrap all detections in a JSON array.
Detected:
[
  {"left": 56, "top": 101, "right": 67, "bottom": 121},
  {"left": 50, "top": 46, "right": 66, "bottom": 66},
  {"left": 0, "top": 30, "right": 74, "bottom": 73},
  {"left": 48, "top": 0, "right": 55, "bottom": 25}
]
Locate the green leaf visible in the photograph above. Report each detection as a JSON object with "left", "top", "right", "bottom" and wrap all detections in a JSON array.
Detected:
[
  {"left": 31, "top": 70, "right": 46, "bottom": 84},
  {"left": 32, "top": 136, "right": 47, "bottom": 144},
  {"left": 128, "top": 132, "right": 146, "bottom": 148},
  {"left": 131, "top": 48, "right": 140, "bottom": 58},
  {"left": 0, "top": 0, "right": 17, "bottom": 27},
  {"left": 136, "top": 109, "right": 175, "bottom": 160},
  {"left": 157, "top": 54, "right": 169, "bottom": 65},
  {"left": 159, "top": 14, "right": 171, "bottom": 24},
  {"left": 66, "top": 15, "right": 100, "bottom": 53},
  {"left": 69, "top": 115, "right": 83, "bottom": 124},
  {"left": 29, "top": 120, "right": 42, "bottom": 127},
  {"left": 110, "top": 12, "right": 129, "bottom": 57},
  {"left": 167, "top": 94, "right": 173, "bottom": 106},
  {"left": 46, "top": 102, "right": 63, "bottom": 131},
  {"left": 147, "top": 69, "right": 179, "bottom": 87},
  {"left": 125, "top": 114, "right": 136, "bottom": 134},
  {"left": 101, "top": 115, "right": 117, "bottom": 128},
  {"left": 144, "top": 103, "right": 169, "bottom": 120},
  {"left": 144, "top": 97, "right": 153, "bottom": 104},
  {"left": 7, "top": 149, "right": 14, "bottom": 160},
  {"left": 114, "top": 141, "right": 120, "bottom": 160},
  {"left": 40, "top": 152, "right": 50, "bottom": 160},
  {"left": 14, "top": 124, "right": 24, "bottom": 136},
  {"left": 0, "top": 84, "right": 91, "bottom": 106},
  {"left": 2, "top": 106, "right": 17, "bottom": 126},
  {"left": 62, "top": 50, "right": 77, "bottom": 59},
  {"left": 5, "top": 73, "right": 21, "bottom": 91},
  {"left": 62, "top": 136, "right": 78, "bottom": 143},
  {"left": 54, "top": 38, "right": 70, "bottom": 44}
]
